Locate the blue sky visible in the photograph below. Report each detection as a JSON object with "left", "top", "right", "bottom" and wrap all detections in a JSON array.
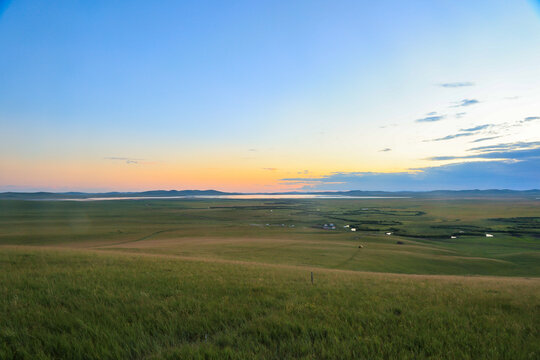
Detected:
[{"left": 0, "top": 1, "right": 539, "bottom": 191}]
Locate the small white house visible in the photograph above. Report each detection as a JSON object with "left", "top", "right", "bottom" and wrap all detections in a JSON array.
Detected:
[
  {"left": 351, "top": 228, "right": 357, "bottom": 232},
  {"left": 385, "top": 232, "right": 392, "bottom": 236},
  {"left": 450, "top": 236, "right": 457, "bottom": 239},
  {"left": 486, "top": 233, "right": 494, "bottom": 238},
  {"left": 344, "top": 224, "right": 350, "bottom": 228}
]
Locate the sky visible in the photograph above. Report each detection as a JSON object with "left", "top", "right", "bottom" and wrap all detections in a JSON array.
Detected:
[{"left": 1, "top": 0, "right": 539, "bottom": 192}]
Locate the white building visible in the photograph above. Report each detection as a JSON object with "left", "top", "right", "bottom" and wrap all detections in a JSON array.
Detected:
[{"left": 486, "top": 233, "right": 494, "bottom": 238}]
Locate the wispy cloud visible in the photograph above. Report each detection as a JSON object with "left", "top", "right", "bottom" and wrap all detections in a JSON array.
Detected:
[
  {"left": 468, "top": 116, "right": 539, "bottom": 137},
  {"left": 379, "top": 124, "right": 398, "bottom": 129},
  {"left": 471, "top": 136, "right": 501, "bottom": 143},
  {"left": 452, "top": 99, "right": 479, "bottom": 107},
  {"left": 104, "top": 157, "right": 142, "bottom": 165},
  {"left": 424, "top": 124, "right": 490, "bottom": 142},
  {"left": 262, "top": 167, "right": 277, "bottom": 171},
  {"left": 416, "top": 115, "right": 445, "bottom": 123},
  {"left": 460, "top": 124, "right": 490, "bottom": 132},
  {"left": 455, "top": 112, "right": 466, "bottom": 118},
  {"left": 439, "top": 82, "right": 475, "bottom": 88},
  {"left": 379, "top": 148, "right": 392, "bottom": 152},
  {"left": 426, "top": 156, "right": 461, "bottom": 161},
  {"left": 426, "top": 141, "right": 540, "bottom": 162},
  {"left": 493, "top": 116, "right": 540, "bottom": 131},
  {"left": 427, "top": 146, "right": 540, "bottom": 161},
  {"left": 429, "top": 133, "right": 474, "bottom": 142},
  {"left": 468, "top": 141, "right": 540, "bottom": 153}
]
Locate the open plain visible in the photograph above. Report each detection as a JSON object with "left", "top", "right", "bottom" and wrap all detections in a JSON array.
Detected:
[{"left": 1, "top": 197, "right": 539, "bottom": 359}]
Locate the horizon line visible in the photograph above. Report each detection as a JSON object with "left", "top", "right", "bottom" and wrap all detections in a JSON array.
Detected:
[{"left": 2, "top": 188, "right": 540, "bottom": 195}]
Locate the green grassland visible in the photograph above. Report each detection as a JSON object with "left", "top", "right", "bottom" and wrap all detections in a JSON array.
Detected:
[
  {"left": 0, "top": 198, "right": 539, "bottom": 359},
  {"left": 1, "top": 198, "right": 538, "bottom": 276}
]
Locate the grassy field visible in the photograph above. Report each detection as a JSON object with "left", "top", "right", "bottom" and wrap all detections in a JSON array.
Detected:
[{"left": 0, "top": 198, "right": 539, "bottom": 358}]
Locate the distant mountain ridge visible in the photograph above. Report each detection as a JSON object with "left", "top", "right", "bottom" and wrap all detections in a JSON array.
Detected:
[
  {"left": 0, "top": 189, "right": 232, "bottom": 200},
  {"left": 0, "top": 189, "right": 539, "bottom": 200}
]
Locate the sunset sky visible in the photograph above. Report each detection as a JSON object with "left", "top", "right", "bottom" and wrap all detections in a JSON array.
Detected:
[{"left": 1, "top": 0, "right": 539, "bottom": 192}]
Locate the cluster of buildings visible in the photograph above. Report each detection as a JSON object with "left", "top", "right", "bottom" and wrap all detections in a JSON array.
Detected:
[
  {"left": 322, "top": 223, "right": 336, "bottom": 230},
  {"left": 321, "top": 222, "right": 496, "bottom": 239}
]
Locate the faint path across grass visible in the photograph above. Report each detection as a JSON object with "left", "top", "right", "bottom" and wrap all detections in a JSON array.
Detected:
[{"left": 89, "top": 228, "right": 179, "bottom": 248}]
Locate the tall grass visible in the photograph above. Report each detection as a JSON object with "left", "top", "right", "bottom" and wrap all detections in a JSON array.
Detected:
[{"left": 1, "top": 248, "right": 538, "bottom": 359}]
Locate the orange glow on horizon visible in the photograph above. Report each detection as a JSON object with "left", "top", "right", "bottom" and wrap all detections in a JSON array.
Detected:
[{"left": 0, "top": 152, "right": 428, "bottom": 192}]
